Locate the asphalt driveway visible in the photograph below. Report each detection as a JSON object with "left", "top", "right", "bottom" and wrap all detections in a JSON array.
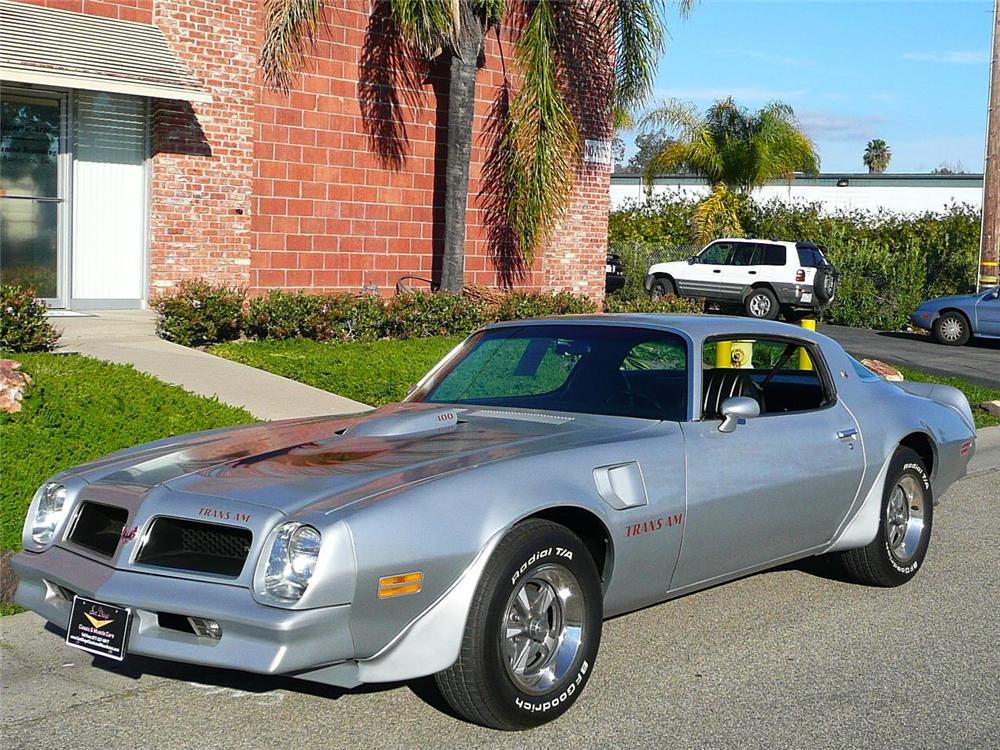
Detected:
[
  {"left": 3, "top": 465, "right": 997, "bottom": 750},
  {"left": 819, "top": 324, "right": 1000, "bottom": 388}
]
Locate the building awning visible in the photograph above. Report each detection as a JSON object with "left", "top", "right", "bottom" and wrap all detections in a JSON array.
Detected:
[{"left": 0, "top": 0, "right": 211, "bottom": 103}]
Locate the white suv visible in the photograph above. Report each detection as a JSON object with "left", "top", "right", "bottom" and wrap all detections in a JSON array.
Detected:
[{"left": 644, "top": 239, "right": 838, "bottom": 320}]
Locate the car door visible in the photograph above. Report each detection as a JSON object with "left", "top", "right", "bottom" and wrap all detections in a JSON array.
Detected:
[
  {"left": 720, "top": 242, "right": 759, "bottom": 301},
  {"left": 974, "top": 287, "right": 1000, "bottom": 336},
  {"left": 670, "top": 336, "right": 865, "bottom": 590},
  {"left": 675, "top": 241, "right": 735, "bottom": 299}
]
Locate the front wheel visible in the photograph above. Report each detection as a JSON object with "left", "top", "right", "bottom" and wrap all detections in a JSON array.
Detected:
[
  {"left": 435, "top": 520, "right": 603, "bottom": 730},
  {"left": 835, "top": 447, "right": 933, "bottom": 587},
  {"left": 650, "top": 277, "right": 676, "bottom": 298},
  {"left": 932, "top": 312, "right": 970, "bottom": 346}
]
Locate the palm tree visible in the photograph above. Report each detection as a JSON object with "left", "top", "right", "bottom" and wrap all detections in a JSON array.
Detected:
[
  {"left": 863, "top": 139, "right": 891, "bottom": 174},
  {"left": 639, "top": 97, "right": 819, "bottom": 242},
  {"left": 261, "top": 0, "right": 694, "bottom": 292}
]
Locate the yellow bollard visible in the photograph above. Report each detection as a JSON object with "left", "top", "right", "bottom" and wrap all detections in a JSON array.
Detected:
[
  {"left": 715, "top": 340, "right": 732, "bottom": 369},
  {"left": 799, "top": 319, "right": 815, "bottom": 370}
]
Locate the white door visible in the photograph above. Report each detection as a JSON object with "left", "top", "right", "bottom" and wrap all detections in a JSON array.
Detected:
[
  {"left": 675, "top": 241, "right": 735, "bottom": 299},
  {"left": 71, "top": 91, "right": 146, "bottom": 307}
]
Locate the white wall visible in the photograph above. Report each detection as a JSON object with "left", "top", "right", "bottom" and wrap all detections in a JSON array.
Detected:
[{"left": 610, "top": 176, "right": 984, "bottom": 215}]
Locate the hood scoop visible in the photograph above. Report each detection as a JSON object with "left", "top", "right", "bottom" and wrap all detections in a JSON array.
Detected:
[{"left": 344, "top": 407, "right": 463, "bottom": 438}]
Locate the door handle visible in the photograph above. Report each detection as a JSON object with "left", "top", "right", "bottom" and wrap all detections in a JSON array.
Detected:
[
  {"left": 837, "top": 428, "right": 858, "bottom": 440},
  {"left": 748, "top": 270, "right": 757, "bottom": 275},
  {"left": 712, "top": 269, "right": 721, "bottom": 273}
]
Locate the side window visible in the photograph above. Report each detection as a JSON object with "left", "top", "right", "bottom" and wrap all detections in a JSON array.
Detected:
[
  {"left": 757, "top": 244, "right": 786, "bottom": 266},
  {"left": 698, "top": 242, "right": 734, "bottom": 265},
  {"left": 621, "top": 340, "right": 686, "bottom": 371},
  {"left": 729, "top": 244, "right": 756, "bottom": 266},
  {"left": 701, "top": 337, "right": 832, "bottom": 418}
]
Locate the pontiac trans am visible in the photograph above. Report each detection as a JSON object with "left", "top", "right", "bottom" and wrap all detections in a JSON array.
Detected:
[{"left": 13, "top": 315, "right": 977, "bottom": 730}]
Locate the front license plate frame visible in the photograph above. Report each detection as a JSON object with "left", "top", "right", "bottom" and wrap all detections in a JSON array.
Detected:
[{"left": 66, "top": 595, "right": 132, "bottom": 661}]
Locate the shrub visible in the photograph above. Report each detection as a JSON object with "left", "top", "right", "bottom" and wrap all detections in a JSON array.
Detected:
[
  {"left": 154, "top": 280, "right": 245, "bottom": 347},
  {"left": 385, "top": 292, "right": 489, "bottom": 338},
  {"left": 0, "top": 285, "right": 60, "bottom": 352},
  {"left": 493, "top": 290, "right": 596, "bottom": 320},
  {"left": 245, "top": 290, "right": 353, "bottom": 341},
  {"left": 604, "top": 290, "right": 702, "bottom": 315}
]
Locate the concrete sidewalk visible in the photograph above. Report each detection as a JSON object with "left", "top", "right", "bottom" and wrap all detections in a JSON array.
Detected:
[{"left": 52, "top": 311, "right": 370, "bottom": 420}]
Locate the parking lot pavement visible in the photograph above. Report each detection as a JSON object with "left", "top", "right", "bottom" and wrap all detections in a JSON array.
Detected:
[
  {"left": 3, "top": 469, "right": 997, "bottom": 750},
  {"left": 819, "top": 324, "right": 1000, "bottom": 389}
]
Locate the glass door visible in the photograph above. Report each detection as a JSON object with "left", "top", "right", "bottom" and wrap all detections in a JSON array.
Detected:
[{"left": 0, "top": 89, "right": 66, "bottom": 306}]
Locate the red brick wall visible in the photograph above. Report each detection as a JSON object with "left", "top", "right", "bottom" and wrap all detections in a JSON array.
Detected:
[
  {"left": 147, "top": 0, "right": 256, "bottom": 293},
  {"left": 249, "top": 2, "right": 611, "bottom": 301},
  {"left": 18, "top": 0, "right": 152, "bottom": 23}
]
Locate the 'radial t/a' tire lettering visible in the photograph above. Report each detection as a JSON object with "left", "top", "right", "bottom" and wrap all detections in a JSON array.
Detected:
[{"left": 435, "top": 519, "right": 603, "bottom": 730}]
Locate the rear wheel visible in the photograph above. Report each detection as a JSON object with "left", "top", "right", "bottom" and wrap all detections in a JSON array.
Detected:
[
  {"left": 835, "top": 447, "right": 933, "bottom": 587},
  {"left": 650, "top": 277, "right": 676, "bottom": 298},
  {"left": 932, "top": 312, "right": 970, "bottom": 346},
  {"left": 435, "top": 520, "right": 603, "bottom": 730},
  {"left": 744, "top": 287, "right": 779, "bottom": 320}
]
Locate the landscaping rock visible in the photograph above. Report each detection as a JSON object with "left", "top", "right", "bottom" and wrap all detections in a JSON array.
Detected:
[
  {"left": 0, "top": 359, "right": 32, "bottom": 413},
  {"left": 982, "top": 401, "right": 1000, "bottom": 419},
  {"left": 861, "top": 358, "right": 904, "bottom": 381}
]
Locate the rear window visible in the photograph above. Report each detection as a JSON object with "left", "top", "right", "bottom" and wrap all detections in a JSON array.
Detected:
[{"left": 796, "top": 246, "right": 829, "bottom": 268}]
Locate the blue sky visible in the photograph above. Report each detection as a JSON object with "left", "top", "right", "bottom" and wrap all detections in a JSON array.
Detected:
[{"left": 627, "top": 0, "right": 994, "bottom": 173}]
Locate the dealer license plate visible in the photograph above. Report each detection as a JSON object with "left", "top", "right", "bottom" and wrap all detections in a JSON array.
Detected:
[
  {"left": 66, "top": 596, "right": 132, "bottom": 661},
  {"left": 801, "top": 292, "right": 813, "bottom": 303}
]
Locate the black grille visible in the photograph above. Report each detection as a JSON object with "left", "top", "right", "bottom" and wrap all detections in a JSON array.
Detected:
[
  {"left": 137, "top": 517, "right": 252, "bottom": 577},
  {"left": 68, "top": 502, "right": 128, "bottom": 557}
]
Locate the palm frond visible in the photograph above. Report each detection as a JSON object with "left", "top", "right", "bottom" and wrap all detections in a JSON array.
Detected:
[
  {"left": 608, "top": 0, "right": 666, "bottom": 116},
  {"left": 260, "top": 0, "right": 326, "bottom": 90},
  {"left": 390, "top": 0, "right": 456, "bottom": 57},
  {"left": 692, "top": 184, "right": 744, "bottom": 245},
  {"left": 503, "top": 0, "right": 579, "bottom": 260},
  {"left": 474, "top": 0, "right": 507, "bottom": 25}
]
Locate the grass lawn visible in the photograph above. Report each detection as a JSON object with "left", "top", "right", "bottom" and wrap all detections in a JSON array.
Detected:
[
  {"left": 211, "top": 336, "right": 464, "bottom": 407},
  {"left": 0, "top": 353, "right": 255, "bottom": 555},
  {"left": 892, "top": 365, "right": 1000, "bottom": 429}
]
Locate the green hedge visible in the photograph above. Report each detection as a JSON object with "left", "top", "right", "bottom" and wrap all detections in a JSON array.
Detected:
[
  {"left": 159, "top": 286, "right": 601, "bottom": 346},
  {"left": 609, "top": 196, "right": 981, "bottom": 330}
]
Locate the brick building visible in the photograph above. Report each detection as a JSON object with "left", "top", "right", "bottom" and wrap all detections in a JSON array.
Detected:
[{"left": 0, "top": 0, "right": 612, "bottom": 310}]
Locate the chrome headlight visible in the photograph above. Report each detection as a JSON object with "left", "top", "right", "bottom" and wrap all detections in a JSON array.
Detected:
[
  {"left": 30, "top": 483, "right": 69, "bottom": 546},
  {"left": 263, "top": 523, "right": 321, "bottom": 601}
]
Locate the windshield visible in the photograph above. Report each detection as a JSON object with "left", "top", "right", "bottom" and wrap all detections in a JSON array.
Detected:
[{"left": 409, "top": 324, "right": 689, "bottom": 421}]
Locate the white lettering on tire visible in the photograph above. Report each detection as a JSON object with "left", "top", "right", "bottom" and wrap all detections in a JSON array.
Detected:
[{"left": 514, "top": 661, "right": 590, "bottom": 713}]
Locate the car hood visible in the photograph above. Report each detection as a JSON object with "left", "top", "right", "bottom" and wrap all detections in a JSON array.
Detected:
[{"left": 69, "top": 403, "right": 651, "bottom": 516}]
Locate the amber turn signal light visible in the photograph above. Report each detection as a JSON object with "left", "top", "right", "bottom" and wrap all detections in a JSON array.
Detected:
[{"left": 378, "top": 572, "right": 423, "bottom": 598}]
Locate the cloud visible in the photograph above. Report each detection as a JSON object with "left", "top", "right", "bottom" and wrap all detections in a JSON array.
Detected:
[
  {"left": 797, "top": 111, "right": 887, "bottom": 142},
  {"left": 901, "top": 50, "right": 989, "bottom": 64},
  {"left": 653, "top": 87, "right": 804, "bottom": 103}
]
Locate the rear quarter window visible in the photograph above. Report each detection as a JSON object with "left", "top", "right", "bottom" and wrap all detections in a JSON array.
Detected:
[{"left": 756, "top": 244, "right": 786, "bottom": 266}]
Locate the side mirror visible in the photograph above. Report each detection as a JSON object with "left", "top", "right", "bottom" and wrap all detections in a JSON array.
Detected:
[
  {"left": 718, "top": 396, "right": 760, "bottom": 433},
  {"left": 687, "top": 256, "right": 696, "bottom": 265}
]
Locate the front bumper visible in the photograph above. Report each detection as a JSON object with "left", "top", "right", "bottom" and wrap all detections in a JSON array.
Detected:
[
  {"left": 12, "top": 546, "right": 356, "bottom": 677},
  {"left": 911, "top": 309, "right": 935, "bottom": 331}
]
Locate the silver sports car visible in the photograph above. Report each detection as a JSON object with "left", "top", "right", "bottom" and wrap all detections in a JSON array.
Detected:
[{"left": 13, "top": 315, "right": 977, "bottom": 730}]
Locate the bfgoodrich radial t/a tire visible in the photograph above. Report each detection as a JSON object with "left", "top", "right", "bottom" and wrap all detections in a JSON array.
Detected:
[
  {"left": 435, "top": 519, "right": 603, "bottom": 730},
  {"left": 836, "top": 447, "right": 933, "bottom": 587}
]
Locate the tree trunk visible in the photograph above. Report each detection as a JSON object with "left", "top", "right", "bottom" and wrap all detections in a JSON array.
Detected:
[{"left": 440, "top": 23, "right": 485, "bottom": 293}]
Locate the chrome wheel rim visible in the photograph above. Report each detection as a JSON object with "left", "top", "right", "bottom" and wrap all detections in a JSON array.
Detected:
[
  {"left": 501, "top": 564, "right": 584, "bottom": 695},
  {"left": 940, "top": 317, "right": 963, "bottom": 341},
  {"left": 651, "top": 284, "right": 665, "bottom": 298},
  {"left": 749, "top": 293, "right": 771, "bottom": 317},
  {"left": 885, "top": 474, "right": 926, "bottom": 563}
]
